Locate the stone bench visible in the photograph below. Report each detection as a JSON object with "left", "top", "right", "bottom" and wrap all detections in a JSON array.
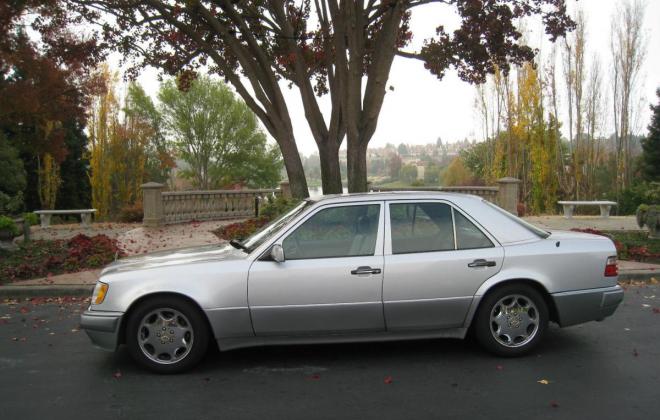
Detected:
[
  {"left": 34, "top": 209, "right": 97, "bottom": 228},
  {"left": 557, "top": 201, "right": 617, "bottom": 219}
]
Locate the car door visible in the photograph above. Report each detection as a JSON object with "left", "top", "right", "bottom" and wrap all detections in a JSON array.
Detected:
[
  {"left": 383, "top": 200, "right": 504, "bottom": 330},
  {"left": 248, "top": 201, "right": 386, "bottom": 335}
]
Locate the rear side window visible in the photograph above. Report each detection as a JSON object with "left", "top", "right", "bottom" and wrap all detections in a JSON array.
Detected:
[
  {"left": 390, "top": 203, "right": 454, "bottom": 254},
  {"left": 453, "top": 210, "right": 493, "bottom": 249}
]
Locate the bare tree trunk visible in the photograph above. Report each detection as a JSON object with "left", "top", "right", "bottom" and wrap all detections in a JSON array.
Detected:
[
  {"left": 277, "top": 129, "right": 310, "bottom": 199},
  {"left": 504, "top": 75, "right": 515, "bottom": 177},
  {"left": 318, "top": 140, "right": 343, "bottom": 194},
  {"left": 546, "top": 45, "right": 566, "bottom": 195},
  {"left": 329, "top": 0, "right": 404, "bottom": 193},
  {"left": 611, "top": 0, "right": 647, "bottom": 192},
  {"left": 347, "top": 140, "right": 368, "bottom": 192}
]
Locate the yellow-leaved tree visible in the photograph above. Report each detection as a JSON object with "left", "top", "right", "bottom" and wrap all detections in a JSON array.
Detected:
[{"left": 88, "top": 66, "right": 150, "bottom": 220}]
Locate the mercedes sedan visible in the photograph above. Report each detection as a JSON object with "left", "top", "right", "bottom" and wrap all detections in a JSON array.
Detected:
[{"left": 81, "top": 192, "right": 623, "bottom": 373}]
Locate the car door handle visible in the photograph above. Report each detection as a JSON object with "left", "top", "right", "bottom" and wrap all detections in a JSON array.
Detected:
[
  {"left": 468, "top": 259, "right": 496, "bottom": 268},
  {"left": 351, "top": 266, "right": 382, "bottom": 275}
]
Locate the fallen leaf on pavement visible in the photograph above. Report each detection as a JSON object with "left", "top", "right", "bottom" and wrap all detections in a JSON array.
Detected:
[{"left": 537, "top": 379, "right": 550, "bottom": 385}]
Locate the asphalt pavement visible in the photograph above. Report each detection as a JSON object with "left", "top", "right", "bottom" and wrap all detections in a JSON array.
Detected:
[{"left": 0, "top": 285, "right": 659, "bottom": 420}]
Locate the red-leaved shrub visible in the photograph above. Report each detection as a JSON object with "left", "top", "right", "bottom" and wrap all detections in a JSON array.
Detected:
[{"left": 0, "top": 234, "right": 125, "bottom": 283}]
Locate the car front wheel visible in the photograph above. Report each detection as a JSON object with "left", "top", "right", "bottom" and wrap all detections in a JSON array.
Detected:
[
  {"left": 126, "top": 296, "right": 209, "bottom": 373},
  {"left": 474, "top": 284, "right": 548, "bottom": 356}
]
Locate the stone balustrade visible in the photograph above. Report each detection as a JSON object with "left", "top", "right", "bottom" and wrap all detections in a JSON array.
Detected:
[
  {"left": 142, "top": 177, "right": 522, "bottom": 227},
  {"left": 142, "top": 183, "right": 284, "bottom": 227},
  {"left": 371, "top": 177, "right": 521, "bottom": 215}
]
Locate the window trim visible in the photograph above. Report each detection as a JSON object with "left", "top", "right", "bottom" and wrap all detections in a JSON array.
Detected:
[
  {"left": 269, "top": 201, "right": 385, "bottom": 261},
  {"left": 384, "top": 199, "right": 499, "bottom": 256}
]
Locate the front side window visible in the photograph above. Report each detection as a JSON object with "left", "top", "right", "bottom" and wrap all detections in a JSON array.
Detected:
[
  {"left": 453, "top": 210, "right": 493, "bottom": 249},
  {"left": 242, "top": 200, "right": 313, "bottom": 252},
  {"left": 282, "top": 204, "right": 380, "bottom": 260},
  {"left": 390, "top": 203, "right": 454, "bottom": 254}
]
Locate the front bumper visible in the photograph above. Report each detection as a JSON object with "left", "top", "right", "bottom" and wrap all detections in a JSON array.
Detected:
[
  {"left": 80, "top": 309, "right": 123, "bottom": 351},
  {"left": 552, "top": 285, "right": 624, "bottom": 327}
]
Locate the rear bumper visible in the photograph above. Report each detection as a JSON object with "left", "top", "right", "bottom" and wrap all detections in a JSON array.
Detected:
[
  {"left": 552, "top": 285, "right": 624, "bottom": 327},
  {"left": 80, "top": 309, "right": 123, "bottom": 351}
]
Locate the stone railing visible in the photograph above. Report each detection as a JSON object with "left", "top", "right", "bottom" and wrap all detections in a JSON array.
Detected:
[
  {"left": 141, "top": 177, "right": 522, "bottom": 226},
  {"left": 370, "top": 177, "right": 521, "bottom": 215},
  {"left": 142, "top": 182, "right": 288, "bottom": 227}
]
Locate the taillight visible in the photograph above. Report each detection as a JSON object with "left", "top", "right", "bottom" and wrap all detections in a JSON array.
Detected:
[{"left": 604, "top": 256, "right": 618, "bottom": 277}]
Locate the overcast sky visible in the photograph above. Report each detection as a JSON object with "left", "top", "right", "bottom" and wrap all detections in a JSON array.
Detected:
[{"left": 125, "top": 0, "right": 660, "bottom": 156}]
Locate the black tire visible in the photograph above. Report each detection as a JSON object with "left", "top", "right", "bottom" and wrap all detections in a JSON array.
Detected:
[
  {"left": 126, "top": 296, "right": 210, "bottom": 374},
  {"left": 474, "top": 283, "right": 548, "bottom": 357}
]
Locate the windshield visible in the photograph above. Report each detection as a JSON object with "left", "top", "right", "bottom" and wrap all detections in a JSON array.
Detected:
[
  {"left": 241, "top": 200, "right": 314, "bottom": 253},
  {"left": 483, "top": 200, "right": 551, "bottom": 239}
]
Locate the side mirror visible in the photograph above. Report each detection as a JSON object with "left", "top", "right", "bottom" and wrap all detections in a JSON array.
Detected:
[{"left": 270, "top": 244, "right": 285, "bottom": 263}]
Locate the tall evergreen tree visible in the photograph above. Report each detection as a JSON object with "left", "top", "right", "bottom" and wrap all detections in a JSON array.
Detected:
[
  {"left": 640, "top": 89, "right": 660, "bottom": 182},
  {"left": 56, "top": 122, "right": 91, "bottom": 210}
]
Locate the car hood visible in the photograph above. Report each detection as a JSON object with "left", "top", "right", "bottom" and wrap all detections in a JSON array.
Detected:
[{"left": 100, "top": 243, "right": 246, "bottom": 276}]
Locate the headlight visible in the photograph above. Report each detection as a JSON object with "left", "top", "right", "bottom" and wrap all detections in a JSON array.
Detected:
[{"left": 91, "top": 282, "right": 109, "bottom": 305}]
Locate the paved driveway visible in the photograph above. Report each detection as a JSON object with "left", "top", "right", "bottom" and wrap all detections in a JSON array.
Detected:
[{"left": 0, "top": 285, "right": 658, "bottom": 419}]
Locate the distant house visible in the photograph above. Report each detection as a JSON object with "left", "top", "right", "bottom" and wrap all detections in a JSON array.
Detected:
[{"left": 416, "top": 165, "right": 425, "bottom": 180}]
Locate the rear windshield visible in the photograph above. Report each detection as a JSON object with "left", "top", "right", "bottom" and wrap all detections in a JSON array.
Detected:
[{"left": 483, "top": 200, "right": 550, "bottom": 239}]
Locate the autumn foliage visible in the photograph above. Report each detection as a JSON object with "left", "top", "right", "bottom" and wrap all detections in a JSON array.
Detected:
[
  {"left": 0, "top": 234, "right": 124, "bottom": 283},
  {"left": 0, "top": 1, "right": 103, "bottom": 212},
  {"left": 69, "top": 0, "right": 575, "bottom": 196}
]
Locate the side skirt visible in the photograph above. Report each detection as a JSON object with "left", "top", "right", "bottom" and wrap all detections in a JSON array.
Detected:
[{"left": 216, "top": 327, "right": 468, "bottom": 352}]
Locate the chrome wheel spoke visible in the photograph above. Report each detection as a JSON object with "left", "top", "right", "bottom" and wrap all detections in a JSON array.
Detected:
[{"left": 519, "top": 311, "right": 536, "bottom": 331}]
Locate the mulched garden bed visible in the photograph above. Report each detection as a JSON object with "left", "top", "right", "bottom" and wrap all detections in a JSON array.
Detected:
[
  {"left": 212, "top": 217, "right": 271, "bottom": 241},
  {"left": 0, "top": 234, "right": 125, "bottom": 284},
  {"left": 571, "top": 228, "right": 660, "bottom": 263}
]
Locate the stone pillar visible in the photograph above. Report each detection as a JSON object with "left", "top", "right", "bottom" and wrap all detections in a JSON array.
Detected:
[
  {"left": 142, "top": 182, "right": 165, "bottom": 227},
  {"left": 497, "top": 177, "right": 521, "bottom": 215},
  {"left": 279, "top": 181, "right": 292, "bottom": 199}
]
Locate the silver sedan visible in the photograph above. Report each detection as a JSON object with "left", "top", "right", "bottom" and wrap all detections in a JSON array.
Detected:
[{"left": 81, "top": 192, "right": 623, "bottom": 373}]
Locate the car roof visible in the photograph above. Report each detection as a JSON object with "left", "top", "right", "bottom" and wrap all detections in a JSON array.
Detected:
[
  {"left": 306, "top": 191, "right": 541, "bottom": 245},
  {"left": 309, "top": 191, "right": 483, "bottom": 204}
]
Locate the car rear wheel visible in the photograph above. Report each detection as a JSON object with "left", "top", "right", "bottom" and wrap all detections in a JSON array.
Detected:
[
  {"left": 474, "top": 284, "right": 548, "bottom": 356},
  {"left": 126, "top": 296, "right": 209, "bottom": 373}
]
